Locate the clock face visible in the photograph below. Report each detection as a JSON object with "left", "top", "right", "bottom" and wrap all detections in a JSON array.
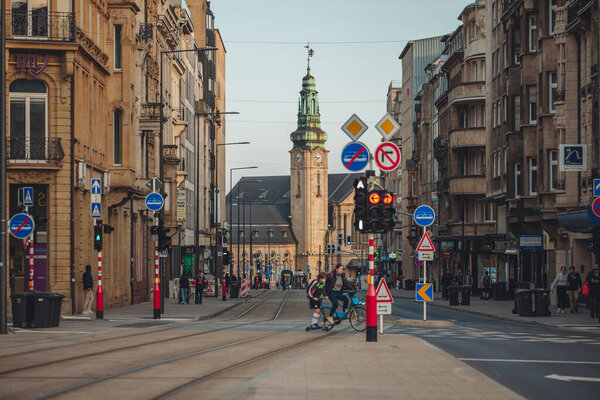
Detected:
[
  {"left": 295, "top": 152, "right": 303, "bottom": 164},
  {"left": 314, "top": 153, "right": 323, "bottom": 164}
]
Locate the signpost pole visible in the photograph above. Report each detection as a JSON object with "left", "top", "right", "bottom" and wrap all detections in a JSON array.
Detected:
[
  {"left": 96, "top": 247, "right": 103, "bottom": 319},
  {"left": 153, "top": 212, "right": 161, "bottom": 319},
  {"left": 28, "top": 240, "right": 34, "bottom": 291},
  {"left": 366, "top": 234, "right": 377, "bottom": 342}
]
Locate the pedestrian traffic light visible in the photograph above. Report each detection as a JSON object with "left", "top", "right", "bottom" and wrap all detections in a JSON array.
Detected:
[
  {"left": 382, "top": 191, "right": 395, "bottom": 232},
  {"left": 353, "top": 177, "right": 368, "bottom": 232},
  {"left": 346, "top": 235, "right": 351, "bottom": 245},
  {"left": 94, "top": 223, "right": 103, "bottom": 251},
  {"left": 223, "top": 249, "right": 230, "bottom": 265},
  {"left": 337, "top": 245, "right": 341, "bottom": 254},
  {"left": 338, "top": 233, "right": 343, "bottom": 246},
  {"left": 366, "top": 189, "right": 385, "bottom": 233}
]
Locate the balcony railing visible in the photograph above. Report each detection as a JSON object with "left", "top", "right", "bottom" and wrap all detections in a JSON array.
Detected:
[
  {"left": 6, "top": 11, "right": 75, "bottom": 41},
  {"left": 568, "top": 0, "right": 594, "bottom": 27},
  {"left": 7, "top": 137, "right": 65, "bottom": 162}
]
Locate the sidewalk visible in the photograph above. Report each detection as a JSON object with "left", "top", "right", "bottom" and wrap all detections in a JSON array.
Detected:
[
  {"left": 390, "top": 288, "right": 598, "bottom": 329},
  {"left": 64, "top": 289, "right": 266, "bottom": 322}
]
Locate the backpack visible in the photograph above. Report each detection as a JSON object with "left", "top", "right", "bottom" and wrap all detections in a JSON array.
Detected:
[
  {"left": 482, "top": 275, "right": 491, "bottom": 288},
  {"left": 582, "top": 281, "right": 589, "bottom": 296}
]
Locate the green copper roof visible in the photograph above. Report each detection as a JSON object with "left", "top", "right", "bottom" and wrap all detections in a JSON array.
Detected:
[{"left": 290, "top": 61, "right": 327, "bottom": 149}]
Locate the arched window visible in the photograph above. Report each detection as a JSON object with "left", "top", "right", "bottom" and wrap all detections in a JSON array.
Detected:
[
  {"left": 113, "top": 109, "right": 122, "bottom": 164},
  {"left": 9, "top": 79, "right": 47, "bottom": 160},
  {"left": 311, "top": 99, "right": 316, "bottom": 114}
]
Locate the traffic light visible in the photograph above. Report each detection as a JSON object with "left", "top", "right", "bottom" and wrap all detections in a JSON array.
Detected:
[
  {"left": 353, "top": 177, "right": 368, "bottom": 232},
  {"left": 338, "top": 233, "right": 343, "bottom": 246},
  {"left": 157, "top": 222, "right": 171, "bottom": 251},
  {"left": 223, "top": 248, "right": 230, "bottom": 265},
  {"left": 150, "top": 225, "right": 160, "bottom": 235},
  {"left": 94, "top": 222, "right": 103, "bottom": 251},
  {"left": 337, "top": 245, "right": 341, "bottom": 254},
  {"left": 326, "top": 244, "right": 331, "bottom": 255},
  {"left": 103, "top": 224, "right": 115, "bottom": 234},
  {"left": 381, "top": 191, "right": 395, "bottom": 232},
  {"left": 366, "top": 189, "right": 384, "bottom": 233},
  {"left": 346, "top": 235, "right": 351, "bottom": 245}
]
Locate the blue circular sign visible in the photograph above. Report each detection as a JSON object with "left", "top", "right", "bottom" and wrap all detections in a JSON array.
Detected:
[
  {"left": 9, "top": 213, "right": 35, "bottom": 239},
  {"left": 414, "top": 205, "right": 435, "bottom": 227},
  {"left": 341, "top": 142, "right": 369, "bottom": 172},
  {"left": 145, "top": 192, "right": 164, "bottom": 211}
]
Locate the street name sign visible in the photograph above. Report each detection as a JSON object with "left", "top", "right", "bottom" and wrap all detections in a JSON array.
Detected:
[
  {"left": 376, "top": 279, "right": 394, "bottom": 303},
  {"left": 9, "top": 213, "right": 35, "bottom": 239},
  {"left": 413, "top": 205, "right": 435, "bottom": 227},
  {"left": 415, "top": 283, "right": 433, "bottom": 301},
  {"left": 341, "top": 114, "right": 368, "bottom": 142},
  {"left": 374, "top": 142, "right": 401, "bottom": 171},
  {"left": 341, "top": 142, "right": 369, "bottom": 172},
  {"left": 377, "top": 303, "right": 392, "bottom": 315},
  {"left": 375, "top": 113, "right": 400, "bottom": 141},
  {"left": 23, "top": 187, "right": 34, "bottom": 207},
  {"left": 146, "top": 192, "right": 164, "bottom": 212}
]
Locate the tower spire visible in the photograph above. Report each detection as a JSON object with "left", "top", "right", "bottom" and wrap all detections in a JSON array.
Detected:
[{"left": 305, "top": 43, "right": 313, "bottom": 74}]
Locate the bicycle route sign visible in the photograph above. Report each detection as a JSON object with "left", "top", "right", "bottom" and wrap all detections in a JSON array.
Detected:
[{"left": 341, "top": 142, "right": 369, "bottom": 172}]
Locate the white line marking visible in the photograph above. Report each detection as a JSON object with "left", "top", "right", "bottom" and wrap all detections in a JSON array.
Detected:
[
  {"left": 459, "top": 358, "right": 600, "bottom": 365},
  {"left": 546, "top": 374, "right": 600, "bottom": 383}
]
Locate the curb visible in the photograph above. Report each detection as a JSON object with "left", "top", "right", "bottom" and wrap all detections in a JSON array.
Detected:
[{"left": 394, "top": 318, "right": 454, "bottom": 328}]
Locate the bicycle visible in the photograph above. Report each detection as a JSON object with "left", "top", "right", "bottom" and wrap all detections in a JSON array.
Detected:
[{"left": 320, "top": 290, "right": 366, "bottom": 332}]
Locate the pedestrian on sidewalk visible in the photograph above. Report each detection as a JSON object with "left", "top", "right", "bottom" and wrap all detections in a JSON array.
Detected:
[
  {"left": 441, "top": 269, "right": 452, "bottom": 300},
  {"left": 225, "top": 273, "right": 230, "bottom": 293},
  {"left": 82, "top": 265, "right": 94, "bottom": 315},
  {"left": 195, "top": 272, "right": 206, "bottom": 304},
  {"left": 567, "top": 266, "right": 582, "bottom": 313},
  {"left": 585, "top": 263, "right": 600, "bottom": 319},
  {"left": 481, "top": 271, "right": 491, "bottom": 300},
  {"left": 551, "top": 266, "right": 569, "bottom": 314},
  {"left": 179, "top": 272, "right": 189, "bottom": 304}
]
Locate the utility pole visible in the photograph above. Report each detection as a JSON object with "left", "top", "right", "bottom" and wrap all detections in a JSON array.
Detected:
[{"left": 1, "top": 0, "right": 8, "bottom": 334}]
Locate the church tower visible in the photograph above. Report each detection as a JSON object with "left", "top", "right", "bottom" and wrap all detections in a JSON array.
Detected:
[{"left": 290, "top": 50, "right": 328, "bottom": 272}]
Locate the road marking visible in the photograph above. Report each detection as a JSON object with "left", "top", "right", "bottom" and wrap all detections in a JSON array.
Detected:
[
  {"left": 546, "top": 374, "right": 600, "bottom": 383},
  {"left": 459, "top": 358, "right": 600, "bottom": 365}
]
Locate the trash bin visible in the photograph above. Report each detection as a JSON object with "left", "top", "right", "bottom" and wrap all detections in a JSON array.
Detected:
[
  {"left": 10, "top": 292, "right": 34, "bottom": 328},
  {"left": 516, "top": 282, "right": 531, "bottom": 290},
  {"left": 230, "top": 282, "right": 240, "bottom": 299},
  {"left": 31, "top": 292, "right": 53, "bottom": 328},
  {"left": 515, "top": 289, "right": 533, "bottom": 317},
  {"left": 404, "top": 279, "right": 413, "bottom": 290},
  {"left": 460, "top": 286, "right": 471, "bottom": 305},
  {"left": 533, "top": 288, "right": 551, "bottom": 316},
  {"left": 493, "top": 282, "right": 508, "bottom": 300},
  {"left": 448, "top": 286, "right": 459, "bottom": 306},
  {"left": 49, "top": 293, "right": 65, "bottom": 327}
]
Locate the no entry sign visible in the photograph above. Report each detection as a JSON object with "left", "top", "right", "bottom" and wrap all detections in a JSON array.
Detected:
[{"left": 374, "top": 142, "right": 401, "bottom": 171}]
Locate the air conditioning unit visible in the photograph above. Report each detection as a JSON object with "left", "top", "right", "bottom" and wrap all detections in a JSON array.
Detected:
[{"left": 77, "top": 161, "right": 87, "bottom": 190}]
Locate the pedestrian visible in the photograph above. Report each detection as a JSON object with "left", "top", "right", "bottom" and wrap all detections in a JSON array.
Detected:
[
  {"left": 306, "top": 272, "right": 327, "bottom": 329},
  {"left": 441, "top": 269, "right": 451, "bottom": 300},
  {"left": 585, "top": 263, "right": 600, "bottom": 319},
  {"left": 225, "top": 273, "right": 230, "bottom": 293},
  {"left": 551, "top": 266, "right": 569, "bottom": 313},
  {"left": 481, "top": 271, "right": 491, "bottom": 300},
  {"left": 179, "top": 272, "right": 189, "bottom": 304},
  {"left": 195, "top": 272, "right": 206, "bottom": 304},
  {"left": 567, "top": 266, "right": 582, "bottom": 313},
  {"left": 82, "top": 265, "right": 94, "bottom": 315}
]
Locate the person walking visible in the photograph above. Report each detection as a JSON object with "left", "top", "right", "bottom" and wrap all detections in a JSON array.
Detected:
[
  {"left": 179, "top": 272, "right": 189, "bottom": 304},
  {"left": 585, "top": 263, "right": 600, "bottom": 319},
  {"left": 195, "top": 272, "right": 206, "bottom": 304},
  {"left": 481, "top": 271, "right": 491, "bottom": 300},
  {"left": 441, "top": 269, "right": 452, "bottom": 300},
  {"left": 551, "top": 266, "right": 569, "bottom": 313},
  {"left": 82, "top": 265, "right": 94, "bottom": 315},
  {"left": 567, "top": 266, "right": 582, "bottom": 313},
  {"left": 225, "top": 273, "right": 230, "bottom": 293}
]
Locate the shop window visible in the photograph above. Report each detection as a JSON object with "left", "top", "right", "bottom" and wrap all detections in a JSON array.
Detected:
[{"left": 9, "top": 79, "right": 47, "bottom": 160}]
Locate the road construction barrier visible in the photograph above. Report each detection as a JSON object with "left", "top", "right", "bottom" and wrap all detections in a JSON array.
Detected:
[{"left": 241, "top": 279, "right": 250, "bottom": 298}]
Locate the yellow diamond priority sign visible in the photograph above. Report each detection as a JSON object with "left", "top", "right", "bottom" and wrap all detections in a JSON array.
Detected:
[
  {"left": 341, "top": 114, "right": 368, "bottom": 142},
  {"left": 375, "top": 113, "right": 400, "bottom": 141}
]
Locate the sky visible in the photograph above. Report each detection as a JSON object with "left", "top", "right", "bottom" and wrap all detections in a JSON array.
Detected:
[{"left": 210, "top": 0, "right": 471, "bottom": 191}]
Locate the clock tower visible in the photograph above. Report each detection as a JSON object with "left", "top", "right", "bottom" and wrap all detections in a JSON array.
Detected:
[{"left": 290, "top": 53, "right": 328, "bottom": 272}]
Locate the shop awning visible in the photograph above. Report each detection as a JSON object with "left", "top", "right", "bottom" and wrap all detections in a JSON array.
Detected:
[{"left": 557, "top": 207, "right": 600, "bottom": 233}]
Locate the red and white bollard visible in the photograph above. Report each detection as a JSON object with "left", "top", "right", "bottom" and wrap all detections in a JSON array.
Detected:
[
  {"left": 96, "top": 250, "right": 103, "bottom": 319},
  {"left": 153, "top": 244, "right": 161, "bottom": 319},
  {"left": 222, "top": 266, "right": 227, "bottom": 301},
  {"left": 366, "top": 234, "right": 377, "bottom": 342},
  {"left": 28, "top": 240, "right": 34, "bottom": 291}
]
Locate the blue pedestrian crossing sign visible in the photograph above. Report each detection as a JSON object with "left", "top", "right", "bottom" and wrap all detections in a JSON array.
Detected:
[
  {"left": 23, "top": 187, "right": 34, "bottom": 207},
  {"left": 415, "top": 283, "right": 433, "bottom": 302},
  {"left": 9, "top": 213, "right": 35, "bottom": 239},
  {"left": 91, "top": 203, "right": 101, "bottom": 219},
  {"left": 341, "top": 142, "right": 369, "bottom": 172},
  {"left": 594, "top": 179, "right": 600, "bottom": 197}
]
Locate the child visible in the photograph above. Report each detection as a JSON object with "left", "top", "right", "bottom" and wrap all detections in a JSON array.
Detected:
[{"left": 306, "top": 272, "right": 327, "bottom": 329}]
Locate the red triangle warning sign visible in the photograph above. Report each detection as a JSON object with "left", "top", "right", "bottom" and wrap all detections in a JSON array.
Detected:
[
  {"left": 376, "top": 279, "right": 394, "bottom": 303},
  {"left": 203, "top": 281, "right": 214, "bottom": 295},
  {"left": 416, "top": 232, "right": 435, "bottom": 252}
]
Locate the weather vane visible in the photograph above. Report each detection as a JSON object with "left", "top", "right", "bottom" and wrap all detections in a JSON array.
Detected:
[{"left": 305, "top": 43, "right": 314, "bottom": 66}]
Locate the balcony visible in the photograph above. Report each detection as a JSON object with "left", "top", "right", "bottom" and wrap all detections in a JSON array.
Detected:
[
  {"left": 449, "top": 175, "right": 486, "bottom": 195},
  {"left": 449, "top": 127, "right": 485, "bottom": 149},
  {"left": 206, "top": 29, "right": 215, "bottom": 47},
  {"left": 7, "top": 137, "right": 65, "bottom": 163},
  {"left": 6, "top": 11, "right": 75, "bottom": 41},
  {"left": 568, "top": 0, "right": 594, "bottom": 27},
  {"left": 447, "top": 81, "right": 485, "bottom": 105}
]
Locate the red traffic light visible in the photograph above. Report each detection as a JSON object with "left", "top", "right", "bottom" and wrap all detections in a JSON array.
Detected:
[
  {"left": 382, "top": 193, "right": 394, "bottom": 204},
  {"left": 368, "top": 192, "right": 381, "bottom": 204}
]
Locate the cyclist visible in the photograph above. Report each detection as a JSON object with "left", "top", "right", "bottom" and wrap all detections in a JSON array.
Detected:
[
  {"left": 324, "top": 264, "right": 353, "bottom": 324},
  {"left": 306, "top": 272, "right": 327, "bottom": 329}
]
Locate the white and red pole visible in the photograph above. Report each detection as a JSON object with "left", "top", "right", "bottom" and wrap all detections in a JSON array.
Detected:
[
  {"left": 366, "top": 234, "right": 377, "bottom": 341},
  {"left": 28, "top": 239, "right": 34, "bottom": 291},
  {"left": 153, "top": 244, "right": 160, "bottom": 319},
  {"left": 96, "top": 250, "right": 103, "bottom": 319}
]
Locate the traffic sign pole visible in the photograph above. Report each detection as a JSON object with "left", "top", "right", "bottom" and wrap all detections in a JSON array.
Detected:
[
  {"left": 423, "top": 228, "right": 427, "bottom": 321},
  {"left": 153, "top": 243, "right": 160, "bottom": 319},
  {"left": 28, "top": 240, "right": 34, "bottom": 291},
  {"left": 96, "top": 249, "right": 103, "bottom": 319},
  {"left": 366, "top": 234, "right": 377, "bottom": 342}
]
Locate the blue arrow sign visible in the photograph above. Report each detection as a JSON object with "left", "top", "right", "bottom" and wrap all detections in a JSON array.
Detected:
[
  {"left": 23, "top": 187, "right": 34, "bottom": 207},
  {"left": 414, "top": 205, "right": 435, "bottom": 227},
  {"left": 91, "top": 178, "right": 101, "bottom": 195},
  {"left": 9, "top": 213, "right": 35, "bottom": 239},
  {"left": 91, "top": 203, "right": 102, "bottom": 219},
  {"left": 341, "top": 142, "right": 369, "bottom": 172},
  {"left": 145, "top": 192, "right": 164, "bottom": 212},
  {"left": 594, "top": 179, "right": 600, "bottom": 197}
]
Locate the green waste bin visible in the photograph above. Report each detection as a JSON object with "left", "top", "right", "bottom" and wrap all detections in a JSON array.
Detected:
[
  {"left": 460, "top": 286, "right": 471, "bottom": 305},
  {"left": 10, "top": 292, "right": 34, "bottom": 328},
  {"left": 533, "top": 288, "right": 551, "bottom": 316}
]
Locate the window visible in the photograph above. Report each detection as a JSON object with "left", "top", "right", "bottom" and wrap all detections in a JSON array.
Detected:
[
  {"left": 503, "top": 147, "right": 507, "bottom": 174},
  {"left": 484, "top": 203, "right": 496, "bottom": 222},
  {"left": 113, "top": 109, "right": 122, "bottom": 164},
  {"left": 549, "top": 0, "right": 557, "bottom": 34},
  {"left": 11, "top": 0, "right": 49, "bottom": 37},
  {"left": 311, "top": 98, "right": 316, "bottom": 114},
  {"left": 549, "top": 71, "right": 557, "bottom": 113},
  {"left": 473, "top": 62, "right": 478, "bottom": 81},
  {"left": 458, "top": 108, "right": 467, "bottom": 128},
  {"left": 503, "top": 96, "right": 508, "bottom": 123},
  {"left": 514, "top": 95, "right": 521, "bottom": 130},
  {"left": 114, "top": 25, "right": 122, "bottom": 69},
  {"left": 549, "top": 150, "right": 558, "bottom": 191},
  {"left": 513, "top": 28, "right": 521, "bottom": 64},
  {"left": 9, "top": 79, "right": 47, "bottom": 160},
  {"left": 528, "top": 86, "right": 537, "bottom": 124},
  {"left": 503, "top": 42, "right": 507, "bottom": 68},
  {"left": 458, "top": 154, "right": 467, "bottom": 176},
  {"left": 496, "top": 150, "right": 502, "bottom": 177},
  {"left": 482, "top": 60, "right": 486, "bottom": 76},
  {"left": 493, "top": 103, "right": 497, "bottom": 128},
  {"left": 528, "top": 17, "right": 537, "bottom": 52},
  {"left": 514, "top": 163, "right": 522, "bottom": 198},
  {"left": 493, "top": 152, "right": 498, "bottom": 177},
  {"left": 492, "top": 1, "right": 497, "bottom": 26},
  {"left": 528, "top": 157, "right": 538, "bottom": 195}
]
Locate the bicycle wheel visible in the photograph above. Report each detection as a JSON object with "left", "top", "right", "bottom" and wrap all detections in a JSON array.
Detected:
[
  {"left": 320, "top": 306, "right": 334, "bottom": 331},
  {"left": 349, "top": 306, "right": 366, "bottom": 331}
]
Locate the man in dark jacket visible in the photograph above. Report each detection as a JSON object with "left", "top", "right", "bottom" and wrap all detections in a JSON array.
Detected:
[
  {"left": 585, "top": 263, "right": 600, "bottom": 318},
  {"left": 441, "top": 269, "right": 452, "bottom": 300},
  {"left": 179, "top": 272, "right": 189, "bottom": 304},
  {"left": 324, "top": 264, "right": 352, "bottom": 324},
  {"left": 195, "top": 272, "right": 206, "bottom": 304},
  {"left": 82, "top": 265, "right": 94, "bottom": 315}
]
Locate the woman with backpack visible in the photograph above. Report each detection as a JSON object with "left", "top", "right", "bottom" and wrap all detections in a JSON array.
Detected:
[{"left": 481, "top": 271, "right": 491, "bottom": 300}]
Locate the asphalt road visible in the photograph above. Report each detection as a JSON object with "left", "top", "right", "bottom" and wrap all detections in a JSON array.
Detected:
[{"left": 389, "top": 298, "right": 600, "bottom": 400}]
